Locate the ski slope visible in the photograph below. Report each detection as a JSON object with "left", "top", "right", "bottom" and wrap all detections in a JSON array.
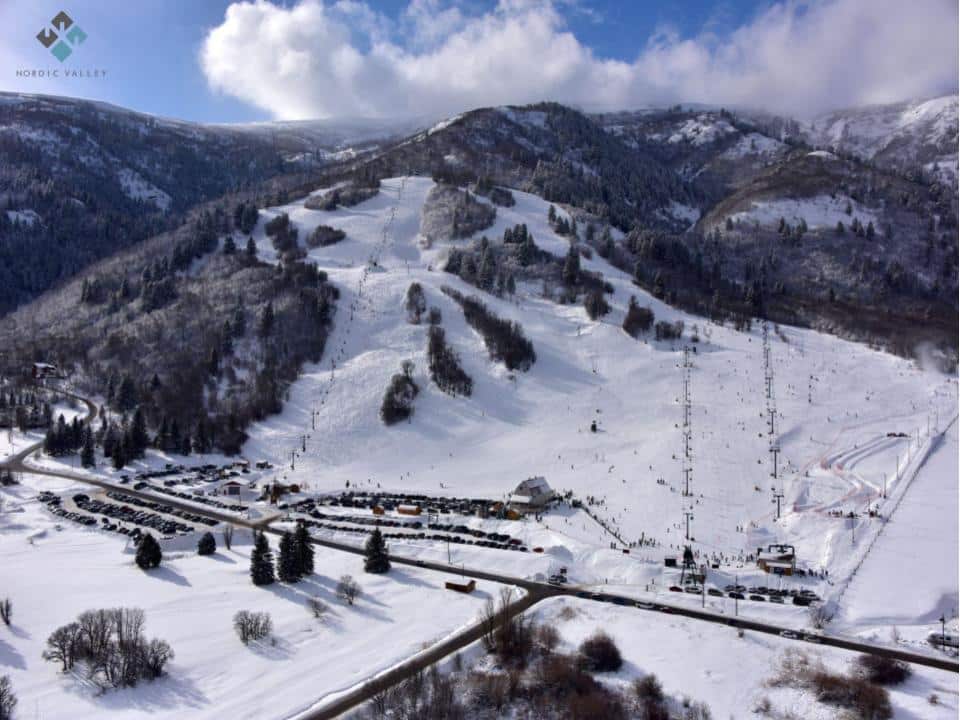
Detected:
[{"left": 242, "top": 176, "right": 956, "bottom": 611}]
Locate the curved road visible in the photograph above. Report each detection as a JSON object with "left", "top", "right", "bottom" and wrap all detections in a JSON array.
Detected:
[{"left": 4, "top": 390, "right": 956, "bottom": 719}]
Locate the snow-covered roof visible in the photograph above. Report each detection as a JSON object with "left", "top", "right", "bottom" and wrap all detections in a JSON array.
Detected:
[{"left": 512, "top": 476, "right": 552, "bottom": 498}]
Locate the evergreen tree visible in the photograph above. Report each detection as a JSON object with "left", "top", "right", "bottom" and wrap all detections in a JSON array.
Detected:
[
  {"left": 405, "top": 283, "right": 427, "bottom": 324},
  {"left": 364, "top": 528, "right": 390, "bottom": 574},
  {"left": 112, "top": 436, "right": 127, "bottom": 470},
  {"left": 584, "top": 290, "right": 611, "bottom": 320},
  {"left": 116, "top": 375, "right": 138, "bottom": 412},
  {"left": 130, "top": 409, "right": 149, "bottom": 458},
  {"left": 245, "top": 236, "right": 257, "bottom": 259},
  {"left": 460, "top": 255, "right": 478, "bottom": 286},
  {"left": 563, "top": 246, "right": 581, "bottom": 286},
  {"left": 194, "top": 421, "right": 209, "bottom": 454},
  {"left": 223, "top": 236, "right": 237, "bottom": 255},
  {"left": 250, "top": 532, "right": 275, "bottom": 586},
  {"left": 169, "top": 419, "right": 181, "bottom": 454},
  {"left": 136, "top": 533, "right": 162, "bottom": 570},
  {"left": 232, "top": 299, "right": 247, "bottom": 337},
  {"left": 277, "top": 531, "right": 300, "bottom": 583},
  {"left": 258, "top": 303, "right": 274, "bottom": 338},
  {"left": 80, "top": 427, "right": 95, "bottom": 468},
  {"left": 197, "top": 532, "right": 216, "bottom": 556},
  {"left": 293, "top": 522, "right": 315, "bottom": 577},
  {"left": 518, "top": 234, "right": 538, "bottom": 267},
  {"left": 103, "top": 424, "right": 118, "bottom": 458},
  {"left": 478, "top": 247, "right": 496, "bottom": 291}
]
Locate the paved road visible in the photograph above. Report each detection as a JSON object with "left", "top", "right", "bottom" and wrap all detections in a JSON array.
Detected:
[
  {"left": 5, "top": 391, "right": 955, "bottom": 719},
  {"left": 296, "top": 588, "right": 549, "bottom": 720},
  {"left": 0, "top": 387, "right": 97, "bottom": 472}
]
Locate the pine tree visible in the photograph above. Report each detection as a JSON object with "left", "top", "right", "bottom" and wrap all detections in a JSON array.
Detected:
[
  {"left": 278, "top": 531, "right": 300, "bottom": 583},
  {"left": 293, "top": 522, "right": 315, "bottom": 577},
  {"left": 116, "top": 375, "right": 138, "bottom": 412},
  {"left": 80, "top": 427, "right": 95, "bottom": 468},
  {"left": 130, "top": 409, "right": 149, "bottom": 458},
  {"left": 245, "top": 236, "right": 257, "bottom": 259},
  {"left": 563, "top": 246, "right": 580, "bottom": 286},
  {"left": 232, "top": 298, "right": 247, "bottom": 337},
  {"left": 250, "top": 532, "right": 275, "bottom": 586},
  {"left": 259, "top": 303, "right": 274, "bottom": 338},
  {"left": 478, "top": 247, "right": 496, "bottom": 291},
  {"left": 223, "top": 236, "right": 237, "bottom": 255},
  {"left": 136, "top": 533, "right": 162, "bottom": 570},
  {"left": 364, "top": 528, "right": 390, "bottom": 574},
  {"left": 112, "top": 436, "right": 127, "bottom": 470},
  {"left": 197, "top": 531, "right": 216, "bottom": 556},
  {"left": 194, "top": 421, "right": 209, "bottom": 455}
]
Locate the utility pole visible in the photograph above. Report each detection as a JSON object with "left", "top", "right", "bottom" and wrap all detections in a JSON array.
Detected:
[
  {"left": 302, "top": 434, "right": 307, "bottom": 453},
  {"left": 772, "top": 490, "right": 784, "bottom": 520},
  {"left": 684, "top": 509, "right": 694, "bottom": 541},
  {"left": 940, "top": 614, "right": 946, "bottom": 648},
  {"left": 290, "top": 449, "right": 296, "bottom": 471}
]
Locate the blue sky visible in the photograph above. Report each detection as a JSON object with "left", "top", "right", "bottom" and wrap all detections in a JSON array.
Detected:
[{"left": 0, "top": 1, "right": 955, "bottom": 123}]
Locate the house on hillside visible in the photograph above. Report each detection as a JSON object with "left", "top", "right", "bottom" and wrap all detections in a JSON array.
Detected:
[
  {"left": 31, "top": 362, "right": 60, "bottom": 383},
  {"left": 507, "top": 476, "right": 554, "bottom": 514}
]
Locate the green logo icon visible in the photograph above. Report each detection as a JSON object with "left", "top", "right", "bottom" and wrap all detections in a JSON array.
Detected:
[{"left": 36, "top": 11, "right": 86, "bottom": 63}]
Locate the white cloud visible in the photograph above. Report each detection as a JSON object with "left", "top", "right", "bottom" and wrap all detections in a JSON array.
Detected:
[{"left": 200, "top": 0, "right": 958, "bottom": 121}]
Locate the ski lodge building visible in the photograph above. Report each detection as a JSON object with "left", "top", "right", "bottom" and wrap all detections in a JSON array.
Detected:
[
  {"left": 507, "top": 476, "right": 554, "bottom": 514},
  {"left": 756, "top": 544, "right": 796, "bottom": 576}
]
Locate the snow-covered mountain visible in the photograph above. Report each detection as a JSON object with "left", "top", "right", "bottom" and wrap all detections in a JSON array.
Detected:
[
  {"left": 0, "top": 92, "right": 427, "bottom": 314},
  {"left": 805, "top": 95, "right": 959, "bottom": 182}
]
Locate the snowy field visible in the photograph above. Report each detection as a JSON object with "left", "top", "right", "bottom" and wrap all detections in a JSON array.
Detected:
[
  {"left": 0, "top": 477, "right": 503, "bottom": 720},
  {"left": 521, "top": 596, "right": 958, "bottom": 719}
]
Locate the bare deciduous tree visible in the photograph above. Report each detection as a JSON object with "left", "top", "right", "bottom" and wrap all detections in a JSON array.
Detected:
[
  {"left": 336, "top": 575, "right": 361, "bottom": 605},
  {"left": 233, "top": 610, "right": 272, "bottom": 645}
]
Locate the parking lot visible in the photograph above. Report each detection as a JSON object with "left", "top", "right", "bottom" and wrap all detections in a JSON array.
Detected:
[
  {"left": 38, "top": 487, "right": 217, "bottom": 540},
  {"left": 285, "top": 493, "right": 531, "bottom": 554}
]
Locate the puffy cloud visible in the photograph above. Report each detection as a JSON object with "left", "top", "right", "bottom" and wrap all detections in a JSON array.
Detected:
[{"left": 200, "top": 0, "right": 958, "bottom": 121}]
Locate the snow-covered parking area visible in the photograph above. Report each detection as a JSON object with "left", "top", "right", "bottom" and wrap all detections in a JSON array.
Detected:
[{"left": 0, "top": 488, "right": 503, "bottom": 720}]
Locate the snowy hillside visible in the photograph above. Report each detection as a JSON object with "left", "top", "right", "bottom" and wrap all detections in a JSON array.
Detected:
[
  {"left": 2, "top": 175, "right": 956, "bottom": 719},
  {"left": 240, "top": 177, "right": 957, "bottom": 628},
  {"left": 807, "top": 95, "right": 959, "bottom": 182}
]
